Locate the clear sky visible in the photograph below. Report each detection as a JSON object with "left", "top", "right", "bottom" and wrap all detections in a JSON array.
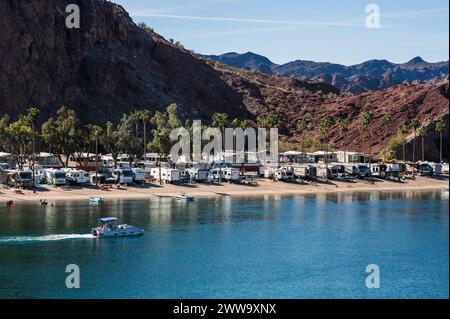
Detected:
[{"left": 114, "top": 0, "right": 449, "bottom": 65}]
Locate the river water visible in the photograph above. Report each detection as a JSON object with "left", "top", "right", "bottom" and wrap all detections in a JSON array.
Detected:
[{"left": 0, "top": 190, "right": 448, "bottom": 298}]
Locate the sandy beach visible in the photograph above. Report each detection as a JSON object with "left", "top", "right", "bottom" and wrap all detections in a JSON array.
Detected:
[{"left": 1, "top": 176, "right": 448, "bottom": 203}]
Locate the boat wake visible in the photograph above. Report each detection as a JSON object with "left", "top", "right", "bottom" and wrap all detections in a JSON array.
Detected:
[{"left": 0, "top": 234, "right": 94, "bottom": 243}]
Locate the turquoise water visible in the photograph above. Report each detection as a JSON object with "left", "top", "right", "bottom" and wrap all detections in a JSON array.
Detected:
[{"left": 0, "top": 191, "right": 448, "bottom": 299}]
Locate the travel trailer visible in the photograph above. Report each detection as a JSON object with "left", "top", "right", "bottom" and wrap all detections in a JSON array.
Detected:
[
  {"left": 275, "top": 166, "right": 295, "bottom": 182},
  {"left": 112, "top": 168, "right": 134, "bottom": 185},
  {"left": 90, "top": 173, "right": 106, "bottom": 185},
  {"left": 64, "top": 169, "right": 90, "bottom": 184},
  {"left": 150, "top": 167, "right": 181, "bottom": 183},
  {"left": 343, "top": 164, "right": 360, "bottom": 177},
  {"left": 315, "top": 165, "right": 331, "bottom": 180},
  {"left": 131, "top": 167, "right": 146, "bottom": 183},
  {"left": 222, "top": 167, "right": 241, "bottom": 183},
  {"left": 330, "top": 164, "right": 345, "bottom": 179},
  {"left": 186, "top": 168, "right": 209, "bottom": 182},
  {"left": 293, "top": 165, "right": 317, "bottom": 181},
  {"left": 45, "top": 169, "right": 67, "bottom": 186},
  {"left": 370, "top": 163, "right": 387, "bottom": 179},
  {"left": 415, "top": 163, "right": 433, "bottom": 177},
  {"left": 179, "top": 169, "right": 191, "bottom": 183}
]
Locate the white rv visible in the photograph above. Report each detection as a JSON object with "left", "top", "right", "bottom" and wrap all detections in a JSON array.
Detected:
[
  {"left": 370, "top": 163, "right": 387, "bottom": 179},
  {"left": 45, "top": 169, "right": 67, "bottom": 186},
  {"left": 222, "top": 167, "right": 241, "bottom": 183},
  {"left": 294, "top": 165, "right": 317, "bottom": 180},
  {"left": 386, "top": 163, "right": 401, "bottom": 181},
  {"left": 343, "top": 164, "right": 359, "bottom": 177},
  {"left": 357, "top": 164, "right": 370, "bottom": 178},
  {"left": 112, "top": 168, "right": 134, "bottom": 185},
  {"left": 7, "top": 170, "right": 33, "bottom": 188},
  {"left": 131, "top": 167, "right": 146, "bottom": 183},
  {"left": 150, "top": 167, "right": 181, "bottom": 183},
  {"left": 275, "top": 166, "right": 295, "bottom": 182},
  {"left": 187, "top": 168, "right": 209, "bottom": 182},
  {"left": 64, "top": 169, "right": 90, "bottom": 184}
]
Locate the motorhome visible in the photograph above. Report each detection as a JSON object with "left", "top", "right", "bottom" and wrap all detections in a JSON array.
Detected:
[
  {"left": 179, "top": 169, "right": 191, "bottom": 183},
  {"left": 131, "top": 167, "right": 146, "bottom": 183},
  {"left": 64, "top": 169, "right": 90, "bottom": 184},
  {"left": 386, "top": 163, "right": 401, "bottom": 181},
  {"left": 275, "top": 166, "right": 295, "bottom": 182},
  {"left": 357, "top": 164, "right": 370, "bottom": 178},
  {"left": 6, "top": 170, "right": 33, "bottom": 188},
  {"left": 315, "top": 165, "right": 331, "bottom": 180},
  {"left": 370, "top": 163, "right": 387, "bottom": 179},
  {"left": 112, "top": 168, "right": 134, "bottom": 185},
  {"left": 90, "top": 173, "right": 106, "bottom": 185},
  {"left": 150, "top": 167, "right": 181, "bottom": 183},
  {"left": 330, "top": 164, "right": 346, "bottom": 179},
  {"left": 45, "top": 169, "right": 67, "bottom": 186}
]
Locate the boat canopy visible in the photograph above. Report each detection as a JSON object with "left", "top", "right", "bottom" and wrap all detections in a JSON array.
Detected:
[{"left": 99, "top": 217, "right": 118, "bottom": 223}]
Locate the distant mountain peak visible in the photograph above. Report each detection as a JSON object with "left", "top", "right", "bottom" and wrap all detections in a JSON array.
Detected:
[{"left": 407, "top": 56, "right": 426, "bottom": 64}]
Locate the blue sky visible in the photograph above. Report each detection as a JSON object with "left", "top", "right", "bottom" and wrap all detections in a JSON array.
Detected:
[{"left": 114, "top": 0, "right": 449, "bottom": 65}]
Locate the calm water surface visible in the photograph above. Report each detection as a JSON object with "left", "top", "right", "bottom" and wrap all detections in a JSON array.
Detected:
[{"left": 0, "top": 190, "right": 448, "bottom": 298}]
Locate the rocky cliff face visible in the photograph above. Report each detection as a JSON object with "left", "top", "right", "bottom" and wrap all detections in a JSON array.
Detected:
[
  {"left": 0, "top": 0, "right": 448, "bottom": 160},
  {"left": 0, "top": 0, "right": 250, "bottom": 123}
]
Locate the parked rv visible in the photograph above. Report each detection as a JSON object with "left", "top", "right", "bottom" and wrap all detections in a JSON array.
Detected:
[
  {"left": 112, "top": 168, "right": 134, "bottom": 185},
  {"left": 428, "top": 162, "right": 442, "bottom": 176},
  {"left": 179, "top": 169, "right": 191, "bottom": 183},
  {"left": 131, "top": 167, "right": 146, "bottom": 183},
  {"left": 7, "top": 170, "right": 33, "bottom": 188},
  {"left": 64, "top": 169, "right": 90, "bottom": 184},
  {"left": 187, "top": 168, "right": 209, "bottom": 182},
  {"left": 343, "top": 164, "right": 359, "bottom": 177},
  {"left": 416, "top": 163, "right": 433, "bottom": 177},
  {"left": 293, "top": 165, "right": 317, "bottom": 181},
  {"left": 222, "top": 167, "right": 241, "bottom": 183},
  {"left": 370, "top": 163, "right": 387, "bottom": 179},
  {"left": 275, "top": 166, "right": 295, "bottom": 182},
  {"left": 150, "top": 167, "right": 181, "bottom": 184},
  {"left": 357, "top": 164, "right": 370, "bottom": 178},
  {"left": 386, "top": 163, "right": 401, "bottom": 181},
  {"left": 45, "top": 169, "right": 67, "bottom": 186}
]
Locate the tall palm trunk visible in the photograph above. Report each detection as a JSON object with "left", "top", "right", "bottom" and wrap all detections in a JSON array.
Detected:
[
  {"left": 440, "top": 132, "right": 443, "bottom": 163},
  {"left": 421, "top": 136, "right": 425, "bottom": 162},
  {"left": 94, "top": 136, "right": 99, "bottom": 186},
  {"left": 143, "top": 120, "right": 147, "bottom": 160},
  {"left": 412, "top": 130, "right": 416, "bottom": 178},
  {"left": 158, "top": 154, "right": 162, "bottom": 185},
  {"left": 32, "top": 122, "right": 36, "bottom": 189}
]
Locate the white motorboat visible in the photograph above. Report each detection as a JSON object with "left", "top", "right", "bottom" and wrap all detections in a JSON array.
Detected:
[
  {"left": 89, "top": 197, "right": 104, "bottom": 204},
  {"left": 91, "top": 217, "right": 144, "bottom": 238},
  {"left": 174, "top": 194, "right": 193, "bottom": 201}
]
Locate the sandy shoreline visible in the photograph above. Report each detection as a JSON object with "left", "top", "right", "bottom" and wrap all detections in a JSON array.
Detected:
[{"left": 1, "top": 176, "right": 448, "bottom": 203}]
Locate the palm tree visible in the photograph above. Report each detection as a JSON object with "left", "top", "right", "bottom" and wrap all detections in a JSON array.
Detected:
[
  {"left": 417, "top": 126, "right": 427, "bottom": 162},
  {"left": 24, "top": 107, "right": 40, "bottom": 188},
  {"left": 363, "top": 111, "right": 374, "bottom": 171},
  {"left": 382, "top": 114, "right": 393, "bottom": 162},
  {"left": 358, "top": 122, "right": 368, "bottom": 163},
  {"left": 409, "top": 118, "right": 420, "bottom": 163},
  {"left": 212, "top": 113, "right": 230, "bottom": 182},
  {"left": 88, "top": 125, "right": 103, "bottom": 186},
  {"left": 297, "top": 117, "right": 310, "bottom": 164},
  {"left": 139, "top": 109, "right": 152, "bottom": 160},
  {"left": 319, "top": 115, "right": 336, "bottom": 179},
  {"left": 337, "top": 118, "right": 349, "bottom": 163},
  {"left": 435, "top": 120, "right": 446, "bottom": 163},
  {"left": 399, "top": 124, "right": 409, "bottom": 162}
]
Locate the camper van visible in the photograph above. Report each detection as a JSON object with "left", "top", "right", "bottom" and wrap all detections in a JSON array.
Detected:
[
  {"left": 64, "top": 169, "right": 90, "bottom": 184},
  {"left": 45, "top": 169, "right": 67, "bottom": 186},
  {"left": 150, "top": 167, "right": 181, "bottom": 183},
  {"left": 112, "top": 168, "right": 134, "bottom": 185},
  {"left": 370, "top": 163, "right": 387, "bottom": 179},
  {"left": 131, "top": 167, "right": 146, "bottom": 183}
]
